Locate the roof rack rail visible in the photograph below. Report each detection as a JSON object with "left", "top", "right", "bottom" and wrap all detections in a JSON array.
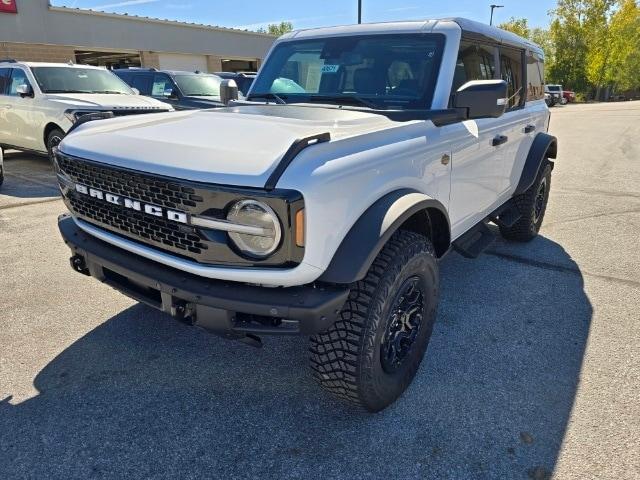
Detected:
[{"left": 0, "top": 58, "right": 17, "bottom": 63}]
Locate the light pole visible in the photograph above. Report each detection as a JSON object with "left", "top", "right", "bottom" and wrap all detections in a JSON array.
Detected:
[
  {"left": 358, "top": 0, "right": 362, "bottom": 24},
  {"left": 489, "top": 4, "right": 503, "bottom": 26}
]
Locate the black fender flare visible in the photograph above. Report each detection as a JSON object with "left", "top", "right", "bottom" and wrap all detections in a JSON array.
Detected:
[
  {"left": 514, "top": 132, "right": 557, "bottom": 195},
  {"left": 318, "top": 189, "right": 450, "bottom": 284}
]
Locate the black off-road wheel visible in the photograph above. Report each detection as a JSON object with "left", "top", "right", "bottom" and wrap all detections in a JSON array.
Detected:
[
  {"left": 46, "top": 128, "right": 65, "bottom": 162},
  {"left": 500, "top": 161, "right": 552, "bottom": 242},
  {"left": 310, "top": 230, "right": 439, "bottom": 412}
]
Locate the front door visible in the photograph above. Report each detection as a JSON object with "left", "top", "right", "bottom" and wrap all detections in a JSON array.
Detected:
[{"left": 6, "top": 68, "right": 39, "bottom": 150}]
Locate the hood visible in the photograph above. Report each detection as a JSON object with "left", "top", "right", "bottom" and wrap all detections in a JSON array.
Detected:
[
  {"left": 46, "top": 93, "right": 170, "bottom": 110},
  {"left": 59, "top": 105, "right": 395, "bottom": 188}
]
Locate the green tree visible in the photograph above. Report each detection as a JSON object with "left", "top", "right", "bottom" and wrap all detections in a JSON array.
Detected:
[
  {"left": 605, "top": 0, "right": 640, "bottom": 91},
  {"left": 257, "top": 21, "right": 294, "bottom": 36},
  {"left": 498, "top": 17, "right": 531, "bottom": 38}
]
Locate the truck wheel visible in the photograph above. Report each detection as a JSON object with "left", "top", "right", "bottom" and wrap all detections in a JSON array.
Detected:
[
  {"left": 46, "top": 128, "right": 65, "bottom": 162},
  {"left": 500, "top": 161, "right": 552, "bottom": 242},
  {"left": 310, "top": 230, "right": 439, "bottom": 412}
]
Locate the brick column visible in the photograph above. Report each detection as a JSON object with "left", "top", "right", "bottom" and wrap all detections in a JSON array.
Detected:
[
  {"left": 140, "top": 51, "right": 160, "bottom": 69},
  {"left": 206, "top": 55, "right": 223, "bottom": 73}
]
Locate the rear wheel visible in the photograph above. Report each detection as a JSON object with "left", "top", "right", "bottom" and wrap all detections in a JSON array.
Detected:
[
  {"left": 310, "top": 230, "right": 439, "bottom": 412},
  {"left": 46, "top": 128, "right": 65, "bottom": 162},
  {"left": 500, "top": 161, "right": 552, "bottom": 242}
]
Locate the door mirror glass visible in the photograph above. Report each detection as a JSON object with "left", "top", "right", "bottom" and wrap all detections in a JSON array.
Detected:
[
  {"left": 454, "top": 80, "right": 508, "bottom": 120},
  {"left": 16, "top": 84, "right": 33, "bottom": 97}
]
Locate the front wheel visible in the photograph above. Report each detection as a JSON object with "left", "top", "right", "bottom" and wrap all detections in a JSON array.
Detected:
[
  {"left": 310, "top": 230, "right": 439, "bottom": 412},
  {"left": 46, "top": 128, "right": 65, "bottom": 162}
]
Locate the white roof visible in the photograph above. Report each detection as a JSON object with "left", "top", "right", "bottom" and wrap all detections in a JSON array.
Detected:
[
  {"left": 0, "top": 61, "right": 107, "bottom": 69},
  {"left": 279, "top": 17, "right": 543, "bottom": 54}
]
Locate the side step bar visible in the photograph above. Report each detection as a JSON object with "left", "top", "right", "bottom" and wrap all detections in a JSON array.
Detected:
[
  {"left": 453, "top": 221, "right": 496, "bottom": 258},
  {"left": 452, "top": 201, "right": 522, "bottom": 258},
  {"left": 489, "top": 200, "right": 522, "bottom": 229}
]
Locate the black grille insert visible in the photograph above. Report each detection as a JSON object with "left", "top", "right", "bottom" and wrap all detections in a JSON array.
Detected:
[{"left": 56, "top": 153, "right": 305, "bottom": 267}]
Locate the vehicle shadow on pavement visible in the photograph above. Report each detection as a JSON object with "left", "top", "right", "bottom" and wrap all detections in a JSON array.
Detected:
[
  {"left": 0, "top": 151, "right": 59, "bottom": 200},
  {"left": 0, "top": 236, "right": 592, "bottom": 480}
]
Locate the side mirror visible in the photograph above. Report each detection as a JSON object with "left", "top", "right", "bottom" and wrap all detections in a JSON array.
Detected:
[
  {"left": 16, "top": 84, "right": 34, "bottom": 98},
  {"left": 219, "top": 79, "right": 239, "bottom": 105},
  {"left": 131, "top": 87, "right": 140, "bottom": 95},
  {"left": 454, "top": 80, "right": 508, "bottom": 120}
]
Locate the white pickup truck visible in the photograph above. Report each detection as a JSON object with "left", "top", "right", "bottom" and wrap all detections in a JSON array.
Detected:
[{"left": 55, "top": 18, "right": 556, "bottom": 411}]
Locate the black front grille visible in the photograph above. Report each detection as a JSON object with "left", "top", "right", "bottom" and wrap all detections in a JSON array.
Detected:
[
  {"left": 57, "top": 154, "right": 203, "bottom": 212},
  {"left": 69, "top": 195, "right": 208, "bottom": 256},
  {"left": 111, "top": 109, "right": 169, "bottom": 117},
  {"left": 56, "top": 153, "right": 305, "bottom": 268}
]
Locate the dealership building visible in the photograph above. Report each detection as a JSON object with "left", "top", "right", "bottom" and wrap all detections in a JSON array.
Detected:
[{"left": 0, "top": 0, "right": 276, "bottom": 72}]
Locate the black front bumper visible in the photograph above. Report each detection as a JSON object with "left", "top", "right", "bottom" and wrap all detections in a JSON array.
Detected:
[{"left": 59, "top": 215, "right": 349, "bottom": 337}]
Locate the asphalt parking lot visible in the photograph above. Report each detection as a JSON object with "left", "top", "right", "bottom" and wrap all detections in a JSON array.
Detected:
[{"left": 1, "top": 101, "right": 639, "bottom": 480}]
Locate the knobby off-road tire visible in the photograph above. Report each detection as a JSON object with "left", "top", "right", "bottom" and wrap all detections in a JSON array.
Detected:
[
  {"left": 46, "top": 128, "right": 65, "bottom": 163},
  {"left": 310, "top": 230, "right": 439, "bottom": 412},
  {"left": 500, "top": 161, "right": 552, "bottom": 242}
]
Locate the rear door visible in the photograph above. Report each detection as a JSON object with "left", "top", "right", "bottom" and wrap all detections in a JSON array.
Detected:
[{"left": 494, "top": 46, "right": 531, "bottom": 198}]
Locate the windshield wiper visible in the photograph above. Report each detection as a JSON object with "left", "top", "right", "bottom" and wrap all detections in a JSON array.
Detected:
[
  {"left": 93, "top": 90, "right": 127, "bottom": 94},
  {"left": 301, "top": 95, "right": 381, "bottom": 110},
  {"left": 246, "top": 92, "right": 287, "bottom": 104}
]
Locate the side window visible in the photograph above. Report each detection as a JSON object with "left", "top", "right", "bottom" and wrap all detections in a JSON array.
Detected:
[
  {"left": 500, "top": 48, "right": 524, "bottom": 109},
  {"left": 8, "top": 68, "right": 31, "bottom": 96},
  {"left": 526, "top": 51, "right": 545, "bottom": 101},
  {"left": 452, "top": 41, "right": 496, "bottom": 94},
  {"left": 130, "top": 74, "right": 153, "bottom": 95},
  {"left": 0, "top": 68, "right": 10, "bottom": 95},
  {"left": 152, "top": 73, "right": 174, "bottom": 97}
]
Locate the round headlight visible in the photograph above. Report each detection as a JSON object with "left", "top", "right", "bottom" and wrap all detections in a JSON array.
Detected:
[{"left": 226, "top": 199, "right": 282, "bottom": 258}]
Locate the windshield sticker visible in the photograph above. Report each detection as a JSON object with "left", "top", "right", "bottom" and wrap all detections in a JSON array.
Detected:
[{"left": 321, "top": 65, "right": 340, "bottom": 73}]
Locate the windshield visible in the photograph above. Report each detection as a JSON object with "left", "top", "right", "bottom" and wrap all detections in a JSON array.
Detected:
[
  {"left": 174, "top": 75, "right": 221, "bottom": 97},
  {"left": 547, "top": 85, "right": 561, "bottom": 91},
  {"left": 250, "top": 34, "right": 444, "bottom": 110},
  {"left": 32, "top": 67, "right": 133, "bottom": 94}
]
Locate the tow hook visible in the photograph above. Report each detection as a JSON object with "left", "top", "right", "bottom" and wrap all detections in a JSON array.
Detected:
[
  {"left": 171, "top": 300, "right": 263, "bottom": 348},
  {"left": 70, "top": 255, "right": 90, "bottom": 276}
]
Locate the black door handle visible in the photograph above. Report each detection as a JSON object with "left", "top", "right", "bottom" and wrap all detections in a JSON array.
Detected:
[
  {"left": 524, "top": 124, "right": 536, "bottom": 133},
  {"left": 492, "top": 135, "right": 508, "bottom": 146}
]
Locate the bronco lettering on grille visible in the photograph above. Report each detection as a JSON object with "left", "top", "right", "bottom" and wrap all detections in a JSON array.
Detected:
[{"left": 74, "top": 183, "right": 188, "bottom": 224}]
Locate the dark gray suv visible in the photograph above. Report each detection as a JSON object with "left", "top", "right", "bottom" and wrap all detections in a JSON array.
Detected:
[{"left": 114, "top": 68, "right": 224, "bottom": 110}]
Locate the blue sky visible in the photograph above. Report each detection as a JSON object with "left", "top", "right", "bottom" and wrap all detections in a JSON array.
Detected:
[{"left": 51, "top": 0, "right": 558, "bottom": 30}]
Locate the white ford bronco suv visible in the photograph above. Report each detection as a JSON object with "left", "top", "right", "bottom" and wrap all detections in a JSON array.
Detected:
[
  {"left": 55, "top": 18, "right": 556, "bottom": 411},
  {"left": 0, "top": 61, "right": 172, "bottom": 163}
]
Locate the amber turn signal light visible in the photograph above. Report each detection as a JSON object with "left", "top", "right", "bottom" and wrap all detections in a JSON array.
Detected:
[{"left": 295, "top": 209, "right": 305, "bottom": 247}]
